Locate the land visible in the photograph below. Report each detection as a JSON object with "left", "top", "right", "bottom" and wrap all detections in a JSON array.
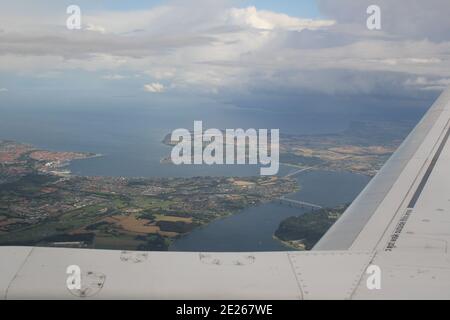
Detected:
[
  {"left": 272, "top": 121, "right": 416, "bottom": 250},
  {"left": 162, "top": 121, "right": 412, "bottom": 176},
  {"left": 0, "top": 120, "right": 412, "bottom": 251},
  {"left": 0, "top": 140, "right": 297, "bottom": 251},
  {"left": 274, "top": 205, "right": 348, "bottom": 250},
  {"left": 0, "top": 140, "right": 98, "bottom": 183},
  {"left": 279, "top": 121, "right": 412, "bottom": 177}
]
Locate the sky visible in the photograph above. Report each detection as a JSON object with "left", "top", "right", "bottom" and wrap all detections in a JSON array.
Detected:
[
  {"left": 76, "top": 0, "right": 322, "bottom": 18},
  {"left": 245, "top": 0, "right": 321, "bottom": 18},
  {"left": 0, "top": 0, "right": 450, "bottom": 113}
]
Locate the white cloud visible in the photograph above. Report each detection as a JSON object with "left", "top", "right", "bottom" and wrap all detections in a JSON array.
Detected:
[
  {"left": 405, "top": 76, "right": 450, "bottom": 91},
  {"left": 83, "top": 6, "right": 172, "bottom": 35},
  {"left": 102, "top": 74, "right": 126, "bottom": 80},
  {"left": 85, "top": 24, "right": 106, "bottom": 34},
  {"left": 1, "top": 1, "right": 450, "bottom": 98},
  {"left": 0, "top": 88, "right": 8, "bottom": 92},
  {"left": 144, "top": 82, "right": 165, "bottom": 93},
  {"left": 228, "top": 6, "right": 334, "bottom": 31},
  {"left": 317, "top": 0, "right": 450, "bottom": 41}
]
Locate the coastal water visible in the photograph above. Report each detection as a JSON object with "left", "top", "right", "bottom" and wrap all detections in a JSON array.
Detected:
[
  {"left": 0, "top": 101, "right": 370, "bottom": 251},
  {"left": 169, "top": 170, "right": 370, "bottom": 252},
  {"left": 0, "top": 101, "right": 351, "bottom": 178}
]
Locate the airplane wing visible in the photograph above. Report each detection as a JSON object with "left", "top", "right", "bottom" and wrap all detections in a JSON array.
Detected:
[{"left": 2, "top": 87, "right": 450, "bottom": 300}]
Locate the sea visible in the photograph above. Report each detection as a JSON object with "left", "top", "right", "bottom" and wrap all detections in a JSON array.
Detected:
[{"left": 0, "top": 99, "right": 372, "bottom": 251}]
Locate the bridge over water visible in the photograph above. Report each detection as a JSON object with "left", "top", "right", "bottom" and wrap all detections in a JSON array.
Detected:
[
  {"left": 277, "top": 197, "right": 323, "bottom": 210},
  {"left": 283, "top": 166, "right": 313, "bottom": 178}
]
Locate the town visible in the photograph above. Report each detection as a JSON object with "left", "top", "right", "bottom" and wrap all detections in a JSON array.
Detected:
[{"left": 0, "top": 140, "right": 297, "bottom": 250}]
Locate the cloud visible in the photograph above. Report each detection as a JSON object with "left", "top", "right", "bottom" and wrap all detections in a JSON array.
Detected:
[
  {"left": 1, "top": 0, "right": 450, "bottom": 103},
  {"left": 144, "top": 82, "right": 165, "bottom": 93},
  {"left": 317, "top": 0, "right": 450, "bottom": 41},
  {"left": 102, "top": 74, "right": 126, "bottom": 80},
  {"left": 85, "top": 24, "right": 106, "bottom": 34},
  {"left": 405, "top": 76, "right": 450, "bottom": 91},
  {"left": 0, "top": 88, "right": 8, "bottom": 92},
  {"left": 228, "top": 6, "right": 334, "bottom": 31}
]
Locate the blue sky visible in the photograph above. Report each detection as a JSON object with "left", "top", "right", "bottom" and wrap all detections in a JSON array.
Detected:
[{"left": 74, "top": 0, "right": 321, "bottom": 18}]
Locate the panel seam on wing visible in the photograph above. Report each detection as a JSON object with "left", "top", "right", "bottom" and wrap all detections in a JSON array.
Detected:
[
  {"left": 4, "top": 247, "right": 35, "bottom": 300},
  {"left": 286, "top": 252, "right": 304, "bottom": 300}
]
